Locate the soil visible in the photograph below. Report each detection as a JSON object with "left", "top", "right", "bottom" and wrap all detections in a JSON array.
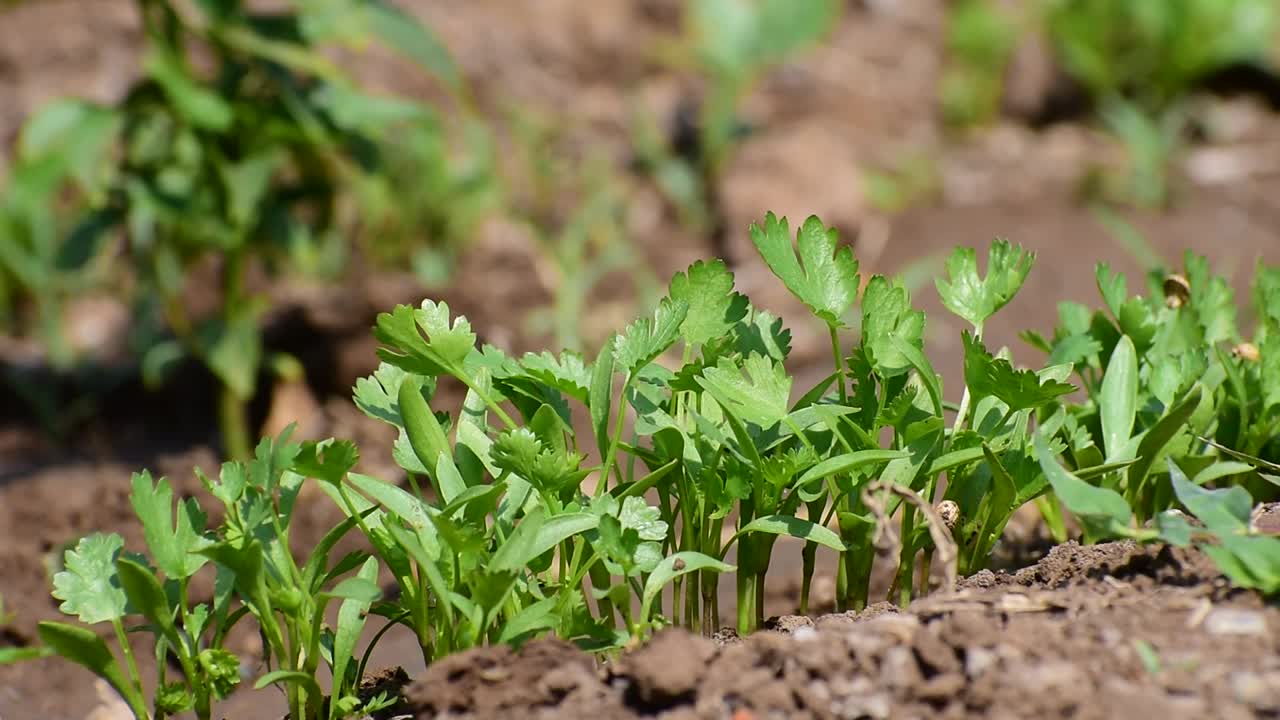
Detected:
[
  {"left": 3, "top": 1, "right": 1280, "bottom": 719},
  {"left": 399, "top": 542, "right": 1280, "bottom": 720}
]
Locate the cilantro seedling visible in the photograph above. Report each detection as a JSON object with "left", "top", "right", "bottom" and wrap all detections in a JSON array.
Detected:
[
  {"left": 1029, "top": 249, "right": 1280, "bottom": 521},
  {"left": 17, "top": 206, "right": 1280, "bottom": 712}
]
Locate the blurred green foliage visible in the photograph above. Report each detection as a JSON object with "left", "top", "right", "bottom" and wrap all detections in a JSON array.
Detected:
[
  {"left": 1044, "top": 0, "right": 1276, "bottom": 114},
  {"left": 1046, "top": 0, "right": 1277, "bottom": 207},
  {"left": 941, "top": 0, "right": 1021, "bottom": 129},
  {"left": 0, "top": 0, "right": 462, "bottom": 457},
  {"left": 355, "top": 114, "right": 499, "bottom": 289},
  {"left": 635, "top": 0, "right": 841, "bottom": 243},
  {"left": 943, "top": 0, "right": 1279, "bottom": 207}
]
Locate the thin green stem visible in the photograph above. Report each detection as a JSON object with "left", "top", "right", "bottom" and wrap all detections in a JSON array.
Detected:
[
  {"left": 218, "top": 385, "right": 252, "bottom": 461},
  {"left": 829, "top": 325, "right": 847, "bottom": 404},
  {"left": 948, "top": 323, "right": 983, "bottom": 449},
  {"left": 597, "top": 376, "right": 633, "bottom": 493},
  {"left": 111, "top": 618, "right": 145, "bottom": 704},
  {"left": 896, "top": 509, "right": 915, "bottom": 607},
  {"left": 735, "top": 571, "right": 754, "bottom": 635},
  {"left": 457, "top": 375, "right": 518, "bottom": 429}
]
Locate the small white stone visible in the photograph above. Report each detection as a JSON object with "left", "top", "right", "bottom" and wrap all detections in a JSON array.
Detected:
[
  {"left": 965, "top": 646, "right": 998, "bottom": 678},
  {"left": 1231, "top": 671, "right": 1280, "bottom": 711},
  {"left": 1205, "top": 608, "right": 1268, "bottom": 636}
]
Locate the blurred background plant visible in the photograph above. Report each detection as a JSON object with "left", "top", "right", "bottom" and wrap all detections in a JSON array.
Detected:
[
  {"left": 940, "top": 0, "right": 1021, "bottom": 130},
  {"left": 353, "top": 109, "right": 500, "bottom": 289},
  {"left": 941, "top": 0, "right": 1278, "bottom": 207},
  {"left": 0, "top": 0, "right": 464, "bottom": 457},
  {"left": 633, "top": 0, "right": 841, "bottom": 260},
  {"left": 1046, "top": 0, "right": 1277, "bottom": 207},
  {"left": 1044, "top": 0, "right": 1275, "bottom": 114},
  {"left": 508, "top": 109, "right": 660, "bottom": 355},
  {"left": 0, "top": 98, "right": 125, "bottom": 437}
]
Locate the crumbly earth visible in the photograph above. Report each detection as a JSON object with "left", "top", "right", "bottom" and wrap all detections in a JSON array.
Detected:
[
  {"left": 4, "top": 1, "right": 1280, "bottom": 719},
  {"left": 399, "top": 542, "right": 1280, "bottom": 720}
]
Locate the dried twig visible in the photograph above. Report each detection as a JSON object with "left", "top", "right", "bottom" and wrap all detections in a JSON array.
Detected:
[{"left": 860, "top": 480, "right": 959, "bottom": 594}]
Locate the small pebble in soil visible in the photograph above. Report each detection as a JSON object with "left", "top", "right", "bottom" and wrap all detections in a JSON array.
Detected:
[
  {"left": 1203, "top": 608, "right": 1268, "bottom": 636},
  {"left": 1230, "top": 670, "right": 1280, "bottom": 711},
  {"left": 964, "top": 646, "right": 999, "bottom": 678},
  {"left": 792, "top": 625, "right": 818, "bottom": 642}
]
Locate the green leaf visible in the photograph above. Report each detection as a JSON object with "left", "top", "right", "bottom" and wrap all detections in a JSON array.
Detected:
[
  {"left": 697, "top": 353, "right": 791, "bottom": 429},
  {"left": 887, "top": 336, "right": 944, "bottom": 417},
  {"left": 497, "top": 596, "right": 559, "bottom": 645},
  {"left": 937, "top": 240, "right": 1034, "bottom": 329},
  {"left": 199, "top": 647, "right": 241, "bottom": 699},
  {"left": 364, "top": 0, "right": 462, "bottom": 92},
  {"left": 590, "top": 341, "right": 616, "bottom": 461},
  {"left": 301, "top": 512, "right": 373, "bottom": 593},
  {"left": 971, "top": 443, "right": 1019, "bottom": 557},
  {"left": 1260, "top": 331, "right": 1280, "bottom": 414},
  {"left": 689, "top": 0, "right": 757, "bottom": 75},
  {"left": 51, "top": 534, "right": 128, "bottom": 624},
  {"left": 311, "top": 83, "right": 428, "bottom": 133},
  {"left": 201, "top": 307, "right": 262, "bottom": 400},
  {"left": 861, "top": 275, "right": 926, "bottom": 379},
  {"left": 733, "top": 308, "right": 793, "bottom": 363},
  {"left": 198, "top": 540, "right": 266, "bottom": 604},
  {"left": 293, "top": 438, "right": 360, "bottom": 485},
  {"left": 220, "top": 150, "right": 279, "bottom": 229},
  {"left": 613, "top": 297, "right": 689, "bottom": 374},
  {"left": 668, "top": 259, "right": 749, "bottom": 346},
  {"left": 1034, "top": 430, "right": 1131, "bottom": 540},
  {"left": 130, "top": 471, "right": 209, "bottom": 579},
  {"left": 492, "top": 427, "right": 587, "bottom": 495},
  {"left": 352, "top": 362, "right": 436, "bottom": 427},
  {"left": 1192, "top": 461, "right": 1256, "bottom": 486},
  {"left": 489, "top": 511, "right": 599, "bottom": 573},
  {"left": 0, "top": 647, "right": 52, "bottom": 664},
  {"left": 926, "top": 445, "right": 989, "bottom": 476},
  {"left": 1213, "top": 534, "right": 1280, "bottom": 594},
  {"left": 1126, "top": 385, "right": 1202, "bottom": 494},
  {"left": 17, "top": 100, "right": 120, "bottom": 189},
  {"left": 200, "top": 461, "right": 247, "bottom": 508},
  {"left": 589, "top": 495, "right": 669, "bottom": 576},
  {"left": 37, "top": 622, "right": 148, "bottom": 718},
  {"left": 398, "top": 376, "right": 465, "bottom": 502},
  {"left": 749, "top": 213, "right": 859, "bottom": 327},
  {"left": 963, "top": 332, "right": 1075, "bottom": 411},
  {"left": 255, "top": 670, "right": 323, "bottom": 699},
  {"left": 754, "top": 0, "right": 840, "bottom": 63},
  {"left": 593, "top": 515, "right": 659, "bottom": 577},
  {"left": 879, "top": 417, "right": 944, "bottom": 490},
  {"left": 1154, "top": 510, "right": 1194, "bottom": 547},
  {"left": 1099, "top": 335, "right": 1138, "bottom": 462},
  {"left": 1095, "top": 263, "right": 1127, "bottom": 320},
  {"left": 143, "top": 50, "right": 233, "bottom": 131},
  {"left": 375, "top": 301, "right": 477, "bottom": 378},
  {"left": 726, "top": 515, "right": 847, "bottom": 554},
  {"left": 640, "top": 552, "right": 735, "bottom": 622},
  {"left": 794, "top": 449, "right": 909, "bottom": 491},
  {"left": 518, "top": 351, "right": 592, "bottom": 403},
  {"left": 322, "top": 576, "right": 382, "bottom": 604},
  {"left": 248, "top": 426, "right": 302, "bottom": 494},
  {"left": 1184, "top": 252, "right": 1237, "bottom": 344},
  {"left": 1168, "top": 459, "right": 1251, "bottom": 534},
  {"left": 1048, "top": 333, "right": 1103, "bottom": 368},
  {"left": 116, "top": 558, "right": 177, "bottom": 644},
  {"left": 618, "top": 496, "right": 669, "bottom": 541}
]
